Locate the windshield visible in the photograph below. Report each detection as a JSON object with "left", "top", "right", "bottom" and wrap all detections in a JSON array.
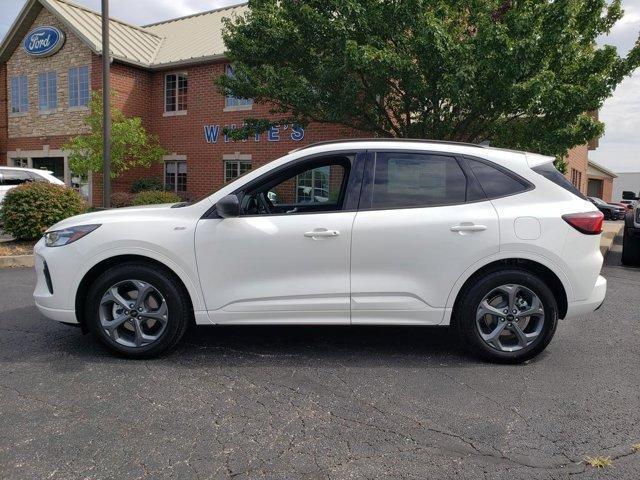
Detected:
[{"left": 589, "top": 197, "right": 607, "bottom": 206}]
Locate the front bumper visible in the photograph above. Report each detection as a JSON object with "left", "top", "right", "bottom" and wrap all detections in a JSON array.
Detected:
[
  {"left": 564, "top": 275, "right": 607, "bottom": 319},
  {"left": 33, "top": 240, "right": 80, "bottom": 324}
]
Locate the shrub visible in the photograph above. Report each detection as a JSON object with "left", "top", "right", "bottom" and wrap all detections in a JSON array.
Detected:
[
  {"left": 0, "top": 182, "right": 86, "bottom": 240},
  {"left": 132, "top": 189, "right": 181, "bottom": 206},
  {"left": 111, "top": 191, "right": 134, "bottom": 208},
  {"left": 131, "top": 177, "right": 163, "bottom": 193}
]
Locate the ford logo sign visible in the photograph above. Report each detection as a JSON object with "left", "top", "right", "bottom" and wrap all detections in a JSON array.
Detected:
[{"left": 23, "top": 26, "right": 65, "bottom": 57}]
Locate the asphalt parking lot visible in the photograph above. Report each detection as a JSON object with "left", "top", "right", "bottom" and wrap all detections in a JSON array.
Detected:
[{"left": 1, "top": 238, "right": 639, "bottom": 480}]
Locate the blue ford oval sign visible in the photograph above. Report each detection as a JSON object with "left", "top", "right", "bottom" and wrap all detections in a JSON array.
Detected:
[{"left": 23, "top": 26, "right": 65, "bottom": 57}]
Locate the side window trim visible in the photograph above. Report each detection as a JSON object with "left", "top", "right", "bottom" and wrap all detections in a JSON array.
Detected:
[
  {"left": 359, "top": 150, "right": 472, "bottom": 211},
  {"left": 204, "top": 150, "right": 366, "bottom": 219},
  {"left": 460, "top": 155, "right": 534, "bottom": 200}
]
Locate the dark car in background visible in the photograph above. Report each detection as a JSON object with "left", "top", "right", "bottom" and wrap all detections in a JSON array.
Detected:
[{"left": 588, "top": 197, "right": 626, "bottom": 220}]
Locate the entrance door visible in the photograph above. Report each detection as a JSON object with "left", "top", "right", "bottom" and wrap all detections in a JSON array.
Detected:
[
  {"left": 32, "top": 157, "right": 64, "bottom": 182},
  {"left": 195, "top": 152, "right": 364, "bottom": 324}
]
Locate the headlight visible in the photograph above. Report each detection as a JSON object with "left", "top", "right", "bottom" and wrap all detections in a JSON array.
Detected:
[{"left": 44, "top": 224, "right": 101, "bottom": 247}]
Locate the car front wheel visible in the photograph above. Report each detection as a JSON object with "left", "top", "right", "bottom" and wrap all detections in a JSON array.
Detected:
[
  {"left": 455, "top": 269, "right": 558, "bottom": 363},
  {"left": 85, "top": 262, "right": 190, "bottom": 358}
]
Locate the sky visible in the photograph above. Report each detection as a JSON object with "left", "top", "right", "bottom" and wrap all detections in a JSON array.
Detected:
[{"left": 1, "top": 0, "right": 639, "bottom": 172}]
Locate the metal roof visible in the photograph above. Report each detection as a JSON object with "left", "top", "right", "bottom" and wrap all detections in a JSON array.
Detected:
[
  {"left": 0, "top": 0, "right": 248, "bottom": 69},
  {"left": 43, "top": 0, "right": 163, "bottom": 66},
  {"left": 143, "top": 4, "right": 248, "bottom": 68}
]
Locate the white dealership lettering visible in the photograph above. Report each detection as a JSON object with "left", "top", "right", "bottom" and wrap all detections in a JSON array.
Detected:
[{"left": 204, "top": 124, "right": 305, "bottom": 144}]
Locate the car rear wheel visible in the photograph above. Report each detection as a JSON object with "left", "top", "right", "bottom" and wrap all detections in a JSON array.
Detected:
[
  {"left": 622, "top": 212, "right": 640, "bottom": 267},
  {"left": 455, "top": 269, "right": 558, "bottom": 363},
  {"left": 85, "top": 262, "right": 190, "bottom": 358}
]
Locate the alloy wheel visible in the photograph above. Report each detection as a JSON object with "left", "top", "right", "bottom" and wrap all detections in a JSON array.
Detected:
[
  {"left": 475, "top": 284, "right": 545, "bottom": 352},
  {"left": 99, "top": 279, "right": 168, "bottom": 348}
]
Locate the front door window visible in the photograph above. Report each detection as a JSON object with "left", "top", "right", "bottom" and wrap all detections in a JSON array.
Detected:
[{"left": 241, "top": 156, "right": 350, "bottom": 216}]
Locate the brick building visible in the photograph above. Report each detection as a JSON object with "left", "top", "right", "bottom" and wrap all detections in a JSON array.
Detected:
[
  {"left": 0, "top": 0, "right": 596, "bottom": 206},
  {"left": 587, "top": 160, "right": 617, "bottom": 202}
]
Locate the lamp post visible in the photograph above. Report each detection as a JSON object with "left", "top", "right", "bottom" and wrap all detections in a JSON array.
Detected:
[{"left": 101, "top": 0, "right": 111, "bottom": 208}]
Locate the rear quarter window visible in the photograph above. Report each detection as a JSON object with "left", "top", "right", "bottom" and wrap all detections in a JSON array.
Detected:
[
  {"left": 465, "top": 158, "right": 531, "bottom": 199},
  {"left": 532, "top": 162, "right": 587, "bottom": 200}
]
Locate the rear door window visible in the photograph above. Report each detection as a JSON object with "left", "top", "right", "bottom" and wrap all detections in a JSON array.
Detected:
[{"left": 368, "top": 152, "right": 468, "bottom": 209}]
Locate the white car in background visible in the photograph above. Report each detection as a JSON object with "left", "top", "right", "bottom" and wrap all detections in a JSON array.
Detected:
[
  {"left": 33, "top": 140, "right": 606, "bottom": 363},
  {"left": 0, "top": 167, "right": 65, "bottom": 204}
]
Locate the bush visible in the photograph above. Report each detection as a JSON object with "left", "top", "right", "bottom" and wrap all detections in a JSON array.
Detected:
[
  {"left": 111, "top": 191, "right": 134, "bottom": 208},
  {"left": 132, "top": 190, "right": 181, "bottom": 206},
  {"left": 131, "top": 177, "right": 163, "bottom": 193},
  {"left": 0, "top": 182, "right": 86, "bottom": 240}
]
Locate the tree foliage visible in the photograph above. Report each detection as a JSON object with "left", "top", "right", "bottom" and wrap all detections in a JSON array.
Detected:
[
  {"left": 63, "top": 92, "right": 166, "bottom": 178},
  {"left": 218, "top": 0, "right": 639, "bottom": 156}
]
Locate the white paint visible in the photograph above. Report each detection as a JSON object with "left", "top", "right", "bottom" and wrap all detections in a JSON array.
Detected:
[{"left": 33, "top": 140, "right": 606, "bottom": 333}]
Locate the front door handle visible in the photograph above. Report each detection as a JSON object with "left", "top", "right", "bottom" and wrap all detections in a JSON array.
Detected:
[
  {"left": 304, "top": 228, "right": 340, "bottom": 239},
  {"left": 450, "top": 223, "right": 487, "bottom": 233}
]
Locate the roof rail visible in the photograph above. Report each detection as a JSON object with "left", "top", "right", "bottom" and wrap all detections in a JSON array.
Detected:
[{"left": 289, "top": 138, "right": 486, "bottom": 153}]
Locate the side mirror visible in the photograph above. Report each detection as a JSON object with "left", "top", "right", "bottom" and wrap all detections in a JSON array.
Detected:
[{"left": 216, "top": 194, "right": 240, "bottom": 218}]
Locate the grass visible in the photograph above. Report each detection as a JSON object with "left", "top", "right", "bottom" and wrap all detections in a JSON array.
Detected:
[
  {"left": 584, "top": 456, "right": 612, "bottom": 468},
  {"left": 0, "top": 239, "right": 36, "bottom": 257}
]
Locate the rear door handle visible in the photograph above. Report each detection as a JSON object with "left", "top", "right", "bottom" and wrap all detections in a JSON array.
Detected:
[
  {"left": 450, "top": 223, "right": 487, "bottom": 233},
  {"left": 304, "top": 228, "right": 340, "bottom": 239}
]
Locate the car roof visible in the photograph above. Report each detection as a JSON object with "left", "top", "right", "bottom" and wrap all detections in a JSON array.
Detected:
[
  {"left": 0, "top": 166, "right": 54, "bottom": 175},
  {"left": 287, "top": 138, "right": 547, "bottom": 170}
]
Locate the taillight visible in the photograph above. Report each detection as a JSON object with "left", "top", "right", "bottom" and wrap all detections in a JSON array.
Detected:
[{"left": 562, "top": 211, "right": 604, "bottom": 235}]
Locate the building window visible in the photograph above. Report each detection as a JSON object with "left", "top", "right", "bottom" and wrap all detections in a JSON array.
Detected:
[
  {"left": 38, "top": 71, "right": 58, "bottom": 112},
  {"left": 296, "top": 166, "right": 332, "bottom": 203},
  {"left": 570, "top": 168, "right": 582, "bottom": 191},
  {"left": 68, "top": 66, "right": 89, "bottom": 108},
  {"left": 165, "top": 160, "right": 187, "bottom": 195},
  {"left": 11, "top": 158, "right": 28, "bottom": 168},
  {"left": 225, "top": 65, "right": 253, "bottom": 109},
  {"left": 165, "top": 73, "right": 187, "bottom": 113},
  {"left": 10, "top": 75, "right": 28, "bottom": 113},
  {"left": 225, "top": 160, "right": 252, "bottom": 182}
]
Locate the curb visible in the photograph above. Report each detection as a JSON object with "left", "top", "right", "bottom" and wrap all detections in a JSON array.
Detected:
[
  {"left": 600, "top": 223, "right": 624, "bottom": 257},
  {"left": 0, "top": 255, "right": 35, "bottom": 269}
]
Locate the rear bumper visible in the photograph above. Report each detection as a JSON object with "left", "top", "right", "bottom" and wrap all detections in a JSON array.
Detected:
[{"left": 564, "top": 275, "right": 606, "bottom": 319}]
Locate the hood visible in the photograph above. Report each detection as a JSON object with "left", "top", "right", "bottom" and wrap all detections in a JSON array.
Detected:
[{"left": 46, "top": 203, "right": 179, "bottom": 232}]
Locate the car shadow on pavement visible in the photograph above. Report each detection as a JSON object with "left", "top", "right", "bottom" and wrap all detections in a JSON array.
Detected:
[{"left": 1, "top": 304, "right": 512, "bottom": 368}]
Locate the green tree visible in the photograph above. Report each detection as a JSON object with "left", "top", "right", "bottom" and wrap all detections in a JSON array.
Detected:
[
  {"left": 217, "top": 0, "right": 639, "bottom": 157},
  {"left": 63, "top": 92, "right": 166, "bottom": 178}
]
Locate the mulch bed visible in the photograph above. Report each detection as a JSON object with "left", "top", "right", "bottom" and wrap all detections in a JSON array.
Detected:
[{"left": 0, "top": 240, "right": 37, "bottom": 257}]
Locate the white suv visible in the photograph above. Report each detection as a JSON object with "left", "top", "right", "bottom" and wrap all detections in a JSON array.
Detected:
[
  {"left": 0, "top": 166, "right": 65, "bottom": 203},
  {"left": 33, "top": 140, "right": 606, "bottom": 362}
]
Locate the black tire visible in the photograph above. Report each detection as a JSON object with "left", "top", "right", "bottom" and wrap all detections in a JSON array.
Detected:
[
  {"left": 85, "top": 262, "right": 190, "bottom": 358},
  {"left": 603, "top": 210, "right": 611, "bottom": 221},
  {"left": 454, "top": 269, "right": 558, "bottom": 364},
  {"left": 621, "top": 212, "right": 640, "bottom": 267}
]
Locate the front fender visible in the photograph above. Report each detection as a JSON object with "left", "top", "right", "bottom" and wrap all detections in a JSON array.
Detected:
[{"left": 69, "top": 244, "right": 206, "bottom": 314}]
